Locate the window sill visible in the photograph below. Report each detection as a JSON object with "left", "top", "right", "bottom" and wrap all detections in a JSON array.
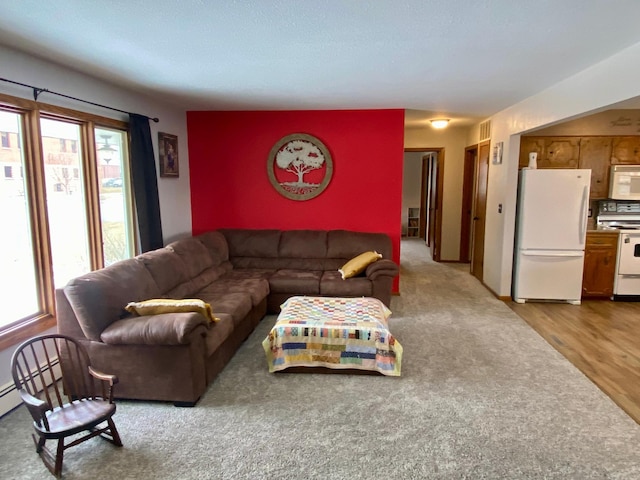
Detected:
[{"left": 0, "top": 314, "right": 56, "bottom": 351}]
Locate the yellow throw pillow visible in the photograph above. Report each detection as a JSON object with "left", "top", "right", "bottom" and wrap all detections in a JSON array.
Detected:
[
  {"left": 338, "top": 251, "right": 383, "bottom": 279},
  {"left": 125, "top": 298, "right": 219, "bottom": 323}
]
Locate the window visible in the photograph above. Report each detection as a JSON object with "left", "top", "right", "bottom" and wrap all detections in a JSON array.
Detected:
[
  {"left": 95, "top": 127, "right": 136, "bottom": 265},
  {"left": 1, "top": 131, "right": 9, "bottom": 147},
  {"left": 41, "top": 118, "right": 91, "bottom": 287},
  {"left": 0, "top": 111, "right": 39, "bottom": 325},
  {"left": 0, "top": 96, "right": 136, "bottom": 348}
]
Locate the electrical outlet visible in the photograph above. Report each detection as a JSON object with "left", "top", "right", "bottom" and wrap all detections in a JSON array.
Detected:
[{"left": 498, "top": 203, "right": 502, "bottom": 213}]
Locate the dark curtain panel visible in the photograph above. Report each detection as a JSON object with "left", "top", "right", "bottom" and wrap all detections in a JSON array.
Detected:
[{"left": 128, "top": 113, "right": 163, "bottom": 252}]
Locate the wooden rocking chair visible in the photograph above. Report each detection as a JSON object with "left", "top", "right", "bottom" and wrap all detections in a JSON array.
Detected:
[{"left": 11, "top": 334, "right": 122, "bottom": 477}]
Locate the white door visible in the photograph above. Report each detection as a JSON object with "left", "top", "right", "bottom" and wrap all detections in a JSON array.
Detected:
[
  {"left": 518, "top": 169, "right": 590, "bottom": 251},
  {"left": 514, "top": 251, "right": 585, "bottom": 302}
]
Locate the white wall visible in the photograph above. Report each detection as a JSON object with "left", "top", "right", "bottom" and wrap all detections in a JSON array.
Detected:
[
  {"left": 402, "top": 151, "right": 424, "bottom": 234},
  {"left": 0, "top": 45, "right": 193, "bottom": 407},
  {"left": 482, "top": 41, "right": 640, "bottom": 297},
  {"left": 405, "top": 126, "right": 469, "bottom": 260}
]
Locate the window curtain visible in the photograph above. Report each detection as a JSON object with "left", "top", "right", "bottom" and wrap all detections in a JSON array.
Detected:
[{"left": 128, "top": 114, "right": 163, "bottom": 252}]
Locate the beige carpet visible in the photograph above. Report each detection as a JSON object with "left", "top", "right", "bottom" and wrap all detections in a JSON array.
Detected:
[{"left": 1, "top": 238, "right": 639, "bottom": 479}]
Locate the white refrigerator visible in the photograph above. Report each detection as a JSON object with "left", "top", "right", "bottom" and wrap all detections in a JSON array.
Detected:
[{"left": 513, "top": 168, "right": 591, "bottom": 305}]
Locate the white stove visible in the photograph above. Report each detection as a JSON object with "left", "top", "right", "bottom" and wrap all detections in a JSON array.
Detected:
[{"left": 597, "top": 200, "right": 640, "bottom": 298}]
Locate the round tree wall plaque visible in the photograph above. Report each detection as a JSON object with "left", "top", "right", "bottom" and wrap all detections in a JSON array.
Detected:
[{"left": 267, "top": 133, "right": 333, "bottom": 201}]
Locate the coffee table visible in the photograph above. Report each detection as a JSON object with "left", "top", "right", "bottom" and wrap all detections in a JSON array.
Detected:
[{"left": 262, "top": 296, "right": 402, "bottom": 376}]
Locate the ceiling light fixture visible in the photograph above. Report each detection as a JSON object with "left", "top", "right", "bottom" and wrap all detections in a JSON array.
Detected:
[{"left": 430, "top": 119, "right": 450, "bottom": 129}]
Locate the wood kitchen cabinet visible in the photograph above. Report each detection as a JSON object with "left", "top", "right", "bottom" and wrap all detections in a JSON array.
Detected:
[
  {"left": 519, "top": 137, "right": 545, "bottom": 168},
  {"left": 579, "top": 137, "right": 612, "bottom": 199},
  {"left": 519, "top": 137, "right": 580, "bottom": 169},
  {"left": 541, "top": 137, "right": 580, "bottom": 168},
  {"left": 611, "top": 136, "right": 640, "bottom": 164},
  {"left": 582, "top": 231, "right": 618, "bottom": 298}
]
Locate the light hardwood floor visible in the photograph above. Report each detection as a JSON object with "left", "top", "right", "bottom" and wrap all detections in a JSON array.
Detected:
[{"left": 508, "top": 299, "right": 640, "bottom": 425}]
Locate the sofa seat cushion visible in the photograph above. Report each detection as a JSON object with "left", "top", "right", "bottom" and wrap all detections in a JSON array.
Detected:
[
  {"left": 320, "top": 270, "right": 373, "bottom": 297},
  {"left": 189, "top": 265, "right": 229, "bottom": 293},
  {"left": 204, "top": 314, "right": 234, "bottom": 356},
  {"left": 100, "top": 313, "right": 209, "bottom": 346},
  {"left": 198, "top": 292, "right": 253, "bottom": 328},
  {"left": 197, "top": 277, "right": 269, "bottom": 307},
  {"left": 269, "top": 269, "right": 322, "bottom": 294}
]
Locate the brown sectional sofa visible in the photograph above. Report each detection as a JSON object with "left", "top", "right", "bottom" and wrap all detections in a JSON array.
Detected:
[{"left": 56, "top": 229, "right": 398, "bottom": 405}]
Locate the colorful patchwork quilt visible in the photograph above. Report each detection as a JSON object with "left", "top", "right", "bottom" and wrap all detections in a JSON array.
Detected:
[{"left": 262, "top": 296, "right": 402, "bottom": 376}]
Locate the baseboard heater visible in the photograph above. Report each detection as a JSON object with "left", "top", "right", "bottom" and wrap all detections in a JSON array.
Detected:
[{"left": 0, "top": 357, "right": 60, "bottom": 418}]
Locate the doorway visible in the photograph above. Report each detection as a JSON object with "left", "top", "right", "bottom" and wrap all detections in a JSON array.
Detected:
[{"left": 404, "top": 147, "right": 444, "bottom": 262}]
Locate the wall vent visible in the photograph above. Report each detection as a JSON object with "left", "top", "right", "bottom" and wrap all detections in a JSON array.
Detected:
[{"left": 479, "top": 120, "right": 491, "bottom": 142}]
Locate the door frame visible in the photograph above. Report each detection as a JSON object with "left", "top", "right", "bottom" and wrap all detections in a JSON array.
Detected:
[
  {"left": 419, "top": 153, "right": 430, "bottom": 240},
  {"left": 406, "top": 147, "right": 444, "bottom": 262}
]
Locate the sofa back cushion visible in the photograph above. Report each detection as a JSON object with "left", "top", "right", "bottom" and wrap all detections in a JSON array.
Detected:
[
  {"left": 136, "top": 248, "right": 190, "bottom": 295},
  {"left": 64, "top": 259, "right": 161, "bottom": 341},
  {"left": 325, "top": 230, "right": 393, "bottom": 269},
  {"left": 222, "top": 229, "right": 281, "bottom": 258},
  {"left": 277, "top": 230, "right": 327, "bottom": 270},
  {"left": 166, "top": 236, "right": 216, "bottom": 277},
  {"left": 221, "top": 229, "right": 283, "bottom": 269},
  {"left": 196, "top": 231, "right": 229, "bottom": 265}
]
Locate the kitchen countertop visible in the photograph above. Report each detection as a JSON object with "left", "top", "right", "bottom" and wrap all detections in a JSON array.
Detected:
[
  {"left": 588, "top": 227, "right": 620, "bottom": 233},
  {"left": 587, "top": 227, "right": 620, "bottom": 237},
  {"left": 587, "top": 216, "right": 621, "bottom": 233}
]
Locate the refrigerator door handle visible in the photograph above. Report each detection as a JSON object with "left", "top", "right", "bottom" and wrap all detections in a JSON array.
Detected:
[
  {"left": 521, "top": 250, "right": 584, "bottom": 257},
  {"left": 579, "top": 185, "right": 588, "bottom": 240}
]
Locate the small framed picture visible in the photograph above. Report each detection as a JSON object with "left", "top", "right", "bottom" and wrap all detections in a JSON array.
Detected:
[
  {"left": 158, "top": 132, "right": 179, "bottom": 177},
  {"left": 493, "top": 141, "right": 503, "bottom": 165}
]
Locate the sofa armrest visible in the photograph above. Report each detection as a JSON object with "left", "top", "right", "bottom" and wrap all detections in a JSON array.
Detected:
[
  {"left": 365, "top": 259, "right": 399, "bottom": 280},
  {"left": 100, "top": 313, "right": 209, "bottom": 346}
]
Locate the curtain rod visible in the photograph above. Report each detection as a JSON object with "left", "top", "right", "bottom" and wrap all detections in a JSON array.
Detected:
[{"left": 0, "top": 77, "right": 159, "bottom": 123}]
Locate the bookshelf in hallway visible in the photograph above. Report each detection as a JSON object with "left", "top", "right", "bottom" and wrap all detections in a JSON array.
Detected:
[{"left": 407, "top": 207, "right": 419, "bottom": 237}]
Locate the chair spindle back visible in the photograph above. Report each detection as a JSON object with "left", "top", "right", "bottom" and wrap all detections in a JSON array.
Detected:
[{"left": 11, "top": 335, "right": 97, "bottom": 414}]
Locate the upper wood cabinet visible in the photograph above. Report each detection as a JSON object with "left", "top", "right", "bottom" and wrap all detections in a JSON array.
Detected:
[
  {"left": 541, "top": 137, "right": 580, "bottom": 168},
  {"left": 519, "top": 135, "right": 640, "bottom": 200},
  {"left": 611, "top": 136, "right": 640, "bottom": 164},
  {"left": 579, "top": 137, "right": 612, "bottom": 199},
  {"left": 518, "top": 137, "right": 544, "bottom": 168},
  {"left": 519, "top": 137, "right": 580, "bottom": 169}
]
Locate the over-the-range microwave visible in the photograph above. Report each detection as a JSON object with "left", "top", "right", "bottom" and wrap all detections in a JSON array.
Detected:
[{"left": 610, "top": 165, "right": 640, "bottom": 200}]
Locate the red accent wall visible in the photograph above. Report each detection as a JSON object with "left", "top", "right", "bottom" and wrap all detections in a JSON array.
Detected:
[{"left": 187, "top": 109, "right": 404, "bottom": 290}]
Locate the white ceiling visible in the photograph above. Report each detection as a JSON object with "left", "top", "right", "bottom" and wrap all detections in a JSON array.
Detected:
[{"left": 2, "top": 1, "right": 640, "bottom": 127}]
